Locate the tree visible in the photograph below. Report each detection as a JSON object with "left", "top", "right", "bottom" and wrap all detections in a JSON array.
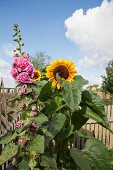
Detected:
[
  {"left": 30, "top": 51, "right": 51, "bottom": 71},
  {"left": 102, "top": 59, "right": 113, "bottom": 95}
]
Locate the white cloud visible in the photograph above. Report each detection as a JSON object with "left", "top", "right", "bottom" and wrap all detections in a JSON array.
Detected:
[
  {"left": 65, "top": 0, "right": 113, "bottom": 68},
  {"left": 0, "top": 43, "right": 16, "bottom": 87},
  {"left": 0, "top": 43, "right": 16, "bottom": 57},
  {"left": 83, "top": 74, "right": 102, "bottom": 86},
  {"left": 0, "top": 59, "right": 15, "bottom": 88}
]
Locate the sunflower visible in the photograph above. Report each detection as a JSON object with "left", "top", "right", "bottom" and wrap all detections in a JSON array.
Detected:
[
  {"left": 32, "top": 70, "right": 41, "bottom": 81},
  {"left": 46, "top": 59, "right": 77, "bottom": 89}
]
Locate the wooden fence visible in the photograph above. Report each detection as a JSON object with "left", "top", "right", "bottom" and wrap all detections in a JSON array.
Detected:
[
  {"left": 0, "top": 78, "right": 15, "bottom": 170},
  {"left": 0, "top": 78, "right": 113, "bottom": 169}
]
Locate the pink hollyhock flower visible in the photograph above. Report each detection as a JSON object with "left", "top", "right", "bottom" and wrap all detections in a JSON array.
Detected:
[
  {"left": 23, "top": 53, "right": 29, "bottom": 59},
  {"left": 12, "top": 57, "right": 31, "bottom": 72},
  {"left": 11, "top": 68, "right": 18, "bottom": 78},
  {"left": 18, "top": 103, "right": 25, "bottom": 110},
  {"left": 16, "top": 120, "right": 23, "bottom": 128},
  {"left": 23, "top": 64, "right": 34, "bottom": 77},
  {"left": 18, "top": 138, "right": 26, "bottom": 146},
  {"left": 16, "top": 72, "right": 33, "bottom": 83},
  {"left": 18, "top": 84, "right": 28, "bottom": 97}
]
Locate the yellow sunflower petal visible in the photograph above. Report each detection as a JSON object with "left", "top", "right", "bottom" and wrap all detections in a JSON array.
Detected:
[
  {"left": 32, "top": 70, "right": 41, "bottom": 81},
  {"left": 46, "top": 59, "right": 77, "bottom": 89}
]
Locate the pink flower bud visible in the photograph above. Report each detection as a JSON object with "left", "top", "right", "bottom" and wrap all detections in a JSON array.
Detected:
[
  {"left": 31, "top": 122, "right": 37, "bottom": 128},
  {"left": 18, "top": 138, "right": 26, "bottom": 146},
  {"left": 31, "top": 91, "right": 36, "bottom": 100},
  {"left": 18, "top": 84, "right": 28, "bottom": 97},
  {"left": 32, "top": 110, "right": 38, "bottom": 116},
  {"left": 18, "top": 103, "right": 25, "bottom": 110},
  {"left": 23, "top": 53, "right": 29, "bottom": 59},
  {"left": 16, "top": 120, "right": 23, "bottom": 128}
]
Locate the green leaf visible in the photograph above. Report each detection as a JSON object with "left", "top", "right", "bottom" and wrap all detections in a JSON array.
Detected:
[
  {"left": 70, "top": 137, "right": 111, "bottom": 170},
  {"left": 71, "top": 109, "right": 88, "bottom": 130},
  {"left": 28, "top": 135, "right": 44, "bottom": 154},
  {"left": 82, "top": 90, "right": 105, "bottom": 117},
  {"left": 0, "top": 132, "right": 18, "bottom": 144},
  {"left": 40, "top": 156, "right": 57, "bottom": 169},
  {"left": 70, "top": 148, "right": 92, "bottom": 170},
  {"left": 82, "top": 91, "right": 109, "bottom": 129},
  {"left": 45, "top": 113, "right": 66, "bottom": 146},
  {"left": 39, "top": 82, "right": 52, "bottom": 101},
  {"left": 56, "top": 125, "right": 74, "bottom": 142},
  {"left": 44, "top": 100, "right": 58, "bottom": 116},
  {"left": 18, "top": 159, "right": 30, "bottom": 170},
  {"left": 62, "top": 76, "right": 88, "bottom": 111},
  {"left": 82, "top": 138, "right": 111, "bottom": 170},
  {"left": 0, "top": 143, "right": 18, "bottom": 165},
  {"left": 84, "top": 107, "right": 108, "bottom": 127},
  {"left": 32, "top": 114, "right": 48, "bottom": 125}
]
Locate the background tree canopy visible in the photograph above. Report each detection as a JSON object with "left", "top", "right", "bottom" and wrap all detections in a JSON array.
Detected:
[
  {"left": 102, "top": 59, "right": 113, "bottom": 95},
  {"left": 30, "top": 51, "right": 51, "bottom": 71}
]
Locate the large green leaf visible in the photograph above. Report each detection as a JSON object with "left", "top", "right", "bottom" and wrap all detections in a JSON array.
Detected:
[
  {"left": 18, "top": 159, "right": 30, "bottom": 170},
  {"left": 44, "top": 100, "right": 58, "bottom": 116},
  {"left": 82, "top": 90, "right": 105, "bottom": 117},
  {"left": 45, "top": 113, "right": 66, "bottom": 146},
  {"left": 0, "top": 143, "right": 18, "bottom": 165},
  {"left": 62, "top": 75, "right": 88, "bottom": 111},
  {"left": 56, "top": 124, "right": 74, "bottom": 142},
  {"left": 38, "top": 82, "right": 53, "bottom": 101},
  {"left": 28, "top": 135, "right": 44, "bottom": 154},
  {"left": 71, "top": 108, "right": 88, "bottom": 130},
  {"left": 82, "top": 91, "right": 109, "bottom": 129},
  {"left": 70, "top": 148, "right": 92, "bottom": 170},
  {"left": 70, "top": 137, "right": 111, "bottom": 170},
  {"left": 40, "top": 156, "right": 57, "bottom": 169},
  {"left": 84, "top": 107, "right": 109, "bottom": 128},
  {"left": 32, "top": 113, "right": 48, "bottom": 126},
  {"left": 0, "top": 132, "right": 18, "bottom": 144},
  {"left": 82, "top": 138, "right": 111, "bottom": 170}
]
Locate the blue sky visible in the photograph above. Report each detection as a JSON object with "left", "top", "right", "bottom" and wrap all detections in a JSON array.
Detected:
[{"left": 0, "top": 0, "right": 113, "bottom": 87}]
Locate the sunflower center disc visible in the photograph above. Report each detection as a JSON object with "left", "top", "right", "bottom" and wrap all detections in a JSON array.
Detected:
[
  {"left": 33, "top": 72, "right": 39, "bottom": 79},
  {"left": 53, "top": 65, "right": 69, "bottom": 80}
]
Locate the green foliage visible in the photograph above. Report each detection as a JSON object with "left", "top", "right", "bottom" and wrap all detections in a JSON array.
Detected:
[
  {"left": 1, "top": 39, "right": 112, "bottom": 169},
  {"left": 1, "top": 73, "right": 112, "bottom": 169},
  {"left": 0, "top": 131, "right": 18, "bottom": 144},
  {"left": 30, "top": 51, "right": 51, "bottom": 71},
  {"left": 70, "top": 136, "right": 111, "bottom": 170},
  {"left": 0, "top": 143, "right": 18, "bottom": 165},
  {"left": 62, "top": 75, "right": 88, "bottom": 111},
  {"left": 45, "top": 113, "right": 66, "bottom": 146},
  {"left": 102, "top": 59, "right": 113, "bottom": 94},
  {"left": 28, "top": 135, "right": 44, "bottom": 154}
]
